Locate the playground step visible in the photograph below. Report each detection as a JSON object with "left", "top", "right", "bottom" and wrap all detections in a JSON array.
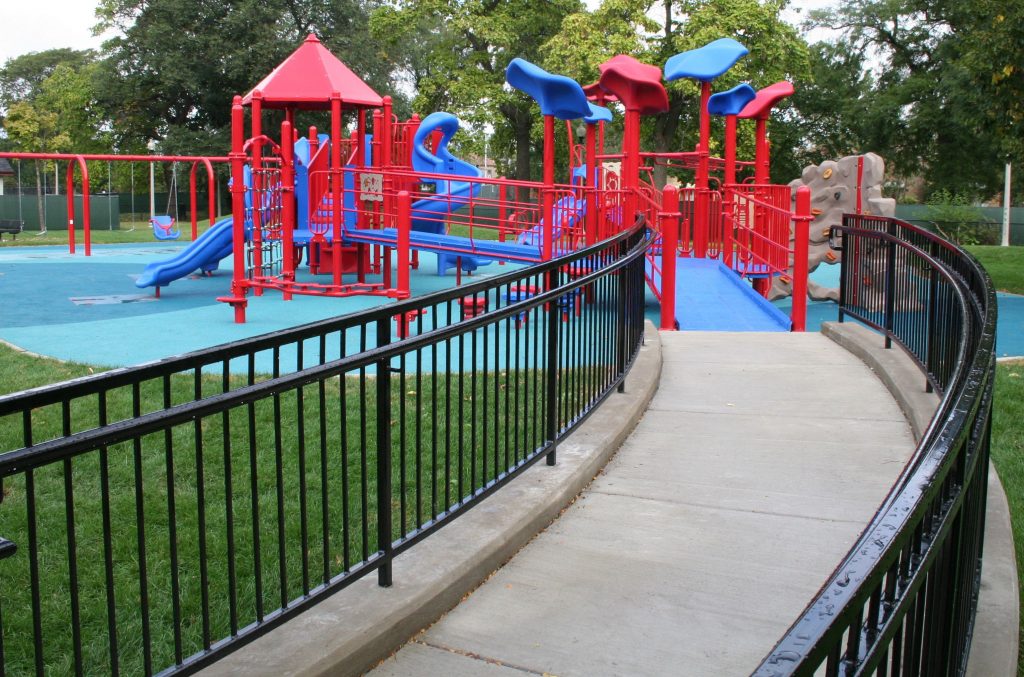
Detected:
[{"left": 662, "top": 257, "right": 790, "bottom": 331}]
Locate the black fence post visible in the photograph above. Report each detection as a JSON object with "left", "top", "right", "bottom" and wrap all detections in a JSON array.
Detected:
[
  {"left": 616, "top": 238, "right": 628, "bottom": 393},
  {"left": 925, "top": 240, "right": 939, "bottom": 393},
  {"left": 884, "top": 220, "right": 897, "bottom": 349},
  {"left": 545, "top": 267, "right": 559, "bottom": 466},
  {"left": 376, "top": 318, "right": 394, "bottom": 587},
  {"left": 836, "top": 222, "right": 847, "bottom": 323}
]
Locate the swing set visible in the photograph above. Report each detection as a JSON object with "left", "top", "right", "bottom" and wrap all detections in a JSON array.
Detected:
[
  {"left": 0, "top": 152, "right": 228, "bottom": 255},
  {"left": 150, "top": 162, "right": 181, "bottom": 240}
]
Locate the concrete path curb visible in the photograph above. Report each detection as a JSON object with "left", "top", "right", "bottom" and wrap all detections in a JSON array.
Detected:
[
  {"left": 822, "top": 321, "right": 1019, "bottom": 676},
  {"left": 202, "top": 321, "right": 663, "bottom": 677},
  {"left": 821, "top": 321, "right": 937, "bottom": 441}
]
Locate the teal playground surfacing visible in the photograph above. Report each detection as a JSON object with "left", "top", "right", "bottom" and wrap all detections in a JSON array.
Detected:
[
  {"left": 0, "top": 243, "right": 536, "bottom": 371},
  {"left": 1, "top": 243, "right": 1021, "bottom": 371}
]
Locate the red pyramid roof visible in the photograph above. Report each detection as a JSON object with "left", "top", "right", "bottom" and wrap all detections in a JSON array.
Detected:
[{"left": 243, "top": 34, "right": 383, "bottom": 110}]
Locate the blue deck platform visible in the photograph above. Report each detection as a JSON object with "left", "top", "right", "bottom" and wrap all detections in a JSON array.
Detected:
[{"left": 661, "top": 257, "right": 791, "bottom": 331}]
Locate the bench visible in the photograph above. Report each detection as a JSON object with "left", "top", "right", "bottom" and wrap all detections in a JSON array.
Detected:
[{"left": 0, "top": 219, "right": 24, "bottom": 241}]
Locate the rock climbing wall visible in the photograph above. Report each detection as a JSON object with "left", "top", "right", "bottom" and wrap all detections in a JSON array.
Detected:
[{"left": 769, "top": 152, "right": 896, "bottom": 301}]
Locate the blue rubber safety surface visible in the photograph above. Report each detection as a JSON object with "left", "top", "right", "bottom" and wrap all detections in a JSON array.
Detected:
[
  {"left": 774, "top": 262, "right": 1024, "bottom": 360},
  {"left": 0, "top": 243, "right": 524, "bottom": 370},
  {"left": 3, "top": 246, "right": 1023, "bottom": 373}
]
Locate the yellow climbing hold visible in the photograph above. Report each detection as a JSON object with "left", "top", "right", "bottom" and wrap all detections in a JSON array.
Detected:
[{"left": 823, "top": 168, "right": 833, "bottom": 179}]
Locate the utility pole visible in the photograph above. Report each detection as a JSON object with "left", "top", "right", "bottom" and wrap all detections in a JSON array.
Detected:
[{"left": 1002, "top": 162, "right": 1012, "bottom": 247}]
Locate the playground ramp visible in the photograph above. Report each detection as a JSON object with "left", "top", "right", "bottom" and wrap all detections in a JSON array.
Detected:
[{"left": 656, "top": 257, "right": 791, "bottom": 331}]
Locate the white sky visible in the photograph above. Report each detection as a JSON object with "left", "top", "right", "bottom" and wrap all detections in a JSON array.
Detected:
[
  {"left": 0, "top": 1, "right": 110, "bottom": 65},
  {"left": 0, "top": 0, "right": 837, "bottom": 66}
]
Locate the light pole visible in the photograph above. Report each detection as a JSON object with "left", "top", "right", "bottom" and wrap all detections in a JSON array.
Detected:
[{"left": 1002, "top": 161, "right": 1012, "bottom": 247}]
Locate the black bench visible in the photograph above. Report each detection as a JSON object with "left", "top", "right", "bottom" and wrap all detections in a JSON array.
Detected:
[{"left": 0, "top": 219, "right": 23, "bottom": 240}]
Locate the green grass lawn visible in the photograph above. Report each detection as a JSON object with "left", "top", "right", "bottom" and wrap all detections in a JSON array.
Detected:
[
  {"left": 991, "top": 361, "right": 1024, "bottom": 675},
  {"left": 965, "top": 245, "right": 1024, "bottom": 294},
  {"left": 0, "top": 329, "right": 606, "bottom": 674},
  {"left": 968, "top": 244, "right": 1024, "bottom": 673}
]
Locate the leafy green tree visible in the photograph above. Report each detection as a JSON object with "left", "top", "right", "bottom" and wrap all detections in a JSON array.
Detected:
[
  {"left": 542, "top": 0, "right": 810, "bottom": 186},
  {"left": 0, "top": 49, "right": 96, "bottom": 113},
  {"left": 1, "top": 51, "right": 107, "bottom": 229},
  {"left": 806, "top": 0, "right": 1020, "bottom": 200},
  {"left": 371, "top": 0, "right": 584, "bottom": 186},
  {"left": 94, "top": 0, "right": 397, "bottom": 155}
]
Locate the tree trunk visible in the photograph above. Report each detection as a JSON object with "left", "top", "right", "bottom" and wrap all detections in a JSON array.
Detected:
[
  {"left": 651, "top": 93, "right": 687, "bottom": 188},
  {"left": 34, "top": 161, "right": 45, "bottom": 233}
]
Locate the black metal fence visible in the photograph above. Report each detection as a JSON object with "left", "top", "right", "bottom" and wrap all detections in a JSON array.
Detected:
[
  {"left": 0, "top": 222, "right": 651, "bottom": 675},
  {"left": 755, "top": 214, "right": 997, "bottom": 675}
]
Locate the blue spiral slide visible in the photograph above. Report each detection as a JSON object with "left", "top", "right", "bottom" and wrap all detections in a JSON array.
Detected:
[{"left": 411, "top": 112, "right": 492, "bottom": 275}]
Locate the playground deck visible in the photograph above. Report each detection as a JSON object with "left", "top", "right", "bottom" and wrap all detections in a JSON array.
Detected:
[{"left": 369, "top": 331, "right": 918, "bottom": 676}]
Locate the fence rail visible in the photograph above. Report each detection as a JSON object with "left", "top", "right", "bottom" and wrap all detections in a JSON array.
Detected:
[
  {"left": 755, "top": 214, "right": 996, "bottom": 676},
  {"left": 0, "top": 219, "right": 651, "bottom": 676}
]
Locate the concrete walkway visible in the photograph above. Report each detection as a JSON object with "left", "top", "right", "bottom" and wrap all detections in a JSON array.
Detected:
[{"left": 369, "top": 331, "right": 918, "bottom": 676}]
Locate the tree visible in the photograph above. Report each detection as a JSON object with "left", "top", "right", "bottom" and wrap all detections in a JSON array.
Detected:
[
  {"left": 0, "top": 49, "right": 96, "bottom": 113},
  {"left": 94, "top": 0, "right": 398, "bottom": 155},
  {"left": 542, "top": 0, "right": 811, "bottom": 186},
  {"left": 805, "top": 0, "right": 1022, "bottom": 200},
  {"left": 370, "top": 0, "right": 584, "bottom": 187},
  {"left": 0, "top": 50, "right": 107, "bottom": 230}
]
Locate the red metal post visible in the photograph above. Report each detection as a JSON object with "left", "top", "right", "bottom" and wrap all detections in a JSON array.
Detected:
[
  {"left": 623, "top": 108, "right": 640, "bottom": 228},
  {"left": 205, "top": 159, "right": 216, "bottom": 228},
  {"left": 856, "top": 155, "right": 864, "bottom": 215},
  {"left": 754, "top": 118, "right": 769, "bottom": 184},
  {"left": 189, "top": 159, "right": 216, "bottom": 240},
  {"left": 331, "top": 93, "right": 345, "bottom": 287},
  {"left": 660, "top": 185, "right": 680, "bottom": 330},
  {"left": 542, "top": 114, "right": 555, "bottom": 261},
  {"left": 250, "top": 90, "right": 264, "bottom": 295},
  {"left": 62, "top": 161, "right": 74, "bottom": 254},
  {"left": 281, "top": 119, "right": 296, "bottom": 299},
  {"left": 397, "top": 190, "right": 411, "bottom": 296},
  {"left": 228, "top": 95, "right": 248, "bottom": 322},
  {"left": 65, "top": 156, "right": 92, "bottom": 256},
  {"left": 722, "top": 115, "right": 738, "bottom": 268},
  {"left": 585, "top": 121, "right": 598, "bottom": 246},
  {"left": 189, "top": 162, "right": 198, "bottom": 240},
  {"left": 724, "top": 115, "right": 737, "bottom": 186},
  {"left": 498, "top": 180, "right": 507, "bottom": 265},
  {"left": 357, "top": 107, "right": 368, "bottom": 237},
  {"left": 381, "top": 96, "right": 394, "bottom": 233},
  {"left": 791, "top": 185, "right": 811, "bottom": 332},
  {"left": 695, "top": 81, "right": 712, "bottom": 258}
]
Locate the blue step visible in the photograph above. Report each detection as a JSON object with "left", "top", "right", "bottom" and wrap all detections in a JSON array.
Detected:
[{"left": 656, "top": 257, "right": 790, "bottom": 331}]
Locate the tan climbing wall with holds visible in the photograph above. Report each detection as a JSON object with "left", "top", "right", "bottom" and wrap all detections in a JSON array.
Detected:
[{"left": 769, "top": 153, "right": 896, "bottom": 301}]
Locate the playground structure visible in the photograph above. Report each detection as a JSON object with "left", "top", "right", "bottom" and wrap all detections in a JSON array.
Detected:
[
  {"left": 0, "top": 34, "right": 999, "bottom": 677},
  {"left": 1, "top": 34, "right": 813, "bottom": 332}
]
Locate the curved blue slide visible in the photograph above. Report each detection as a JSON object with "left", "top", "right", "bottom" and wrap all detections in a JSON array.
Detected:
[
  {"left": 411, "top": 112, "right": 491, "bottom": 275},
  {"left": 135, "top": 216, "right": 234, "bottom": 289}
]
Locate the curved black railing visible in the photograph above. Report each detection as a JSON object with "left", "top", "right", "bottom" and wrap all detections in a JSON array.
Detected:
[
  {"left": 0, "top": 222, "right": 651, "bottom": 675},
  {"left": 755, "top": 215, "right": 997, "bottom": 675}
]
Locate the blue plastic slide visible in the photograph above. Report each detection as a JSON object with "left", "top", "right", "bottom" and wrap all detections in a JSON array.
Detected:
[
  {"left": 411, "top": 112, "right": 492, "bottom": 275},
  {"left": 135, "top": 216, "right": 235, "bottom": 289}
]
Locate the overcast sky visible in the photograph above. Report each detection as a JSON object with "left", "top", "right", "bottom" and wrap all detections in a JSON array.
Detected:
[{"left": 0, "top": 0, "right": 836, "bottom": 66}]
